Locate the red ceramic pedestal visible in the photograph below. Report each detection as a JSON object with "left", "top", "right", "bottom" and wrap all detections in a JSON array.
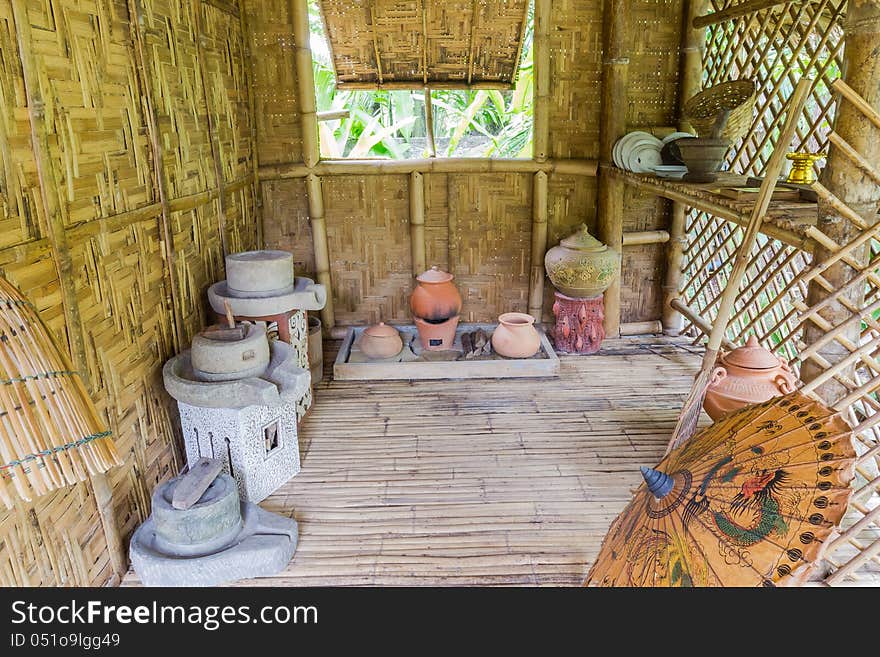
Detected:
[{"left": 550, "top": 291, "right": 605, "bottom": 355}]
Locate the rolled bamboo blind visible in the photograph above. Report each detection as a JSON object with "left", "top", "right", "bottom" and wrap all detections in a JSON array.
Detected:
[
  {"left": 318, "top": 0, "right": 531, "bottom": 88},
  {"left": 0, "top": 277, "right": 121, "bottom": 509}
]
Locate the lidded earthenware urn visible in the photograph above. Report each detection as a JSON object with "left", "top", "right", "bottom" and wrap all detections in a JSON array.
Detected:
[
  {"left": 491, "top": 313, "right": 541, "bottom": 359},
  {"left": 410, "top": 266, "right": 462, "bottom": 350},
  {"left": 544, "top": 224, "right": 621, "bottom": 299},
  {"left": 358, "top": 322, "right": 404, "bottom": 360},
  {"left": 703, "top": 335, "right": 799, "bottom": 421}
]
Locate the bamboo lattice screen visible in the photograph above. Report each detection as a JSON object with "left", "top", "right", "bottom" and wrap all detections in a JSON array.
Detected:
[{"left": 676, "top": 0, "right": 880, "bottom": 582}]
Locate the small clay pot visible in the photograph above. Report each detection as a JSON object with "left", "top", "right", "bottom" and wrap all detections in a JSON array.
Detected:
[
  {"left": 491, "top": 313, "right": 541, "bottom": 358},
  {"left": 703, "top": 335, "right": 799, "bottom": 421},
  {"left": 410, "top": 266, "right": 462, "bottom": 322},
  {"left": 677, "top": 138, "right": 730, "bottom": 183},
  {"left": 358, "top": 322, "right": 404, "bottom": 359},
  {"left": 414, "top": 315, "right": 459, "bottom": 351}
]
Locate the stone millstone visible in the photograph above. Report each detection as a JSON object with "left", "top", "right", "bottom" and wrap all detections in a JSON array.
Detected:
[
  {"left": 190, "top": 322, "right": 270, "bottom": 382},
  {"left": 226, "top": 250, "right": 294, "bottom": 298},
  {"left": 130, "top": 473, "right": 298, "bottom": 587}
]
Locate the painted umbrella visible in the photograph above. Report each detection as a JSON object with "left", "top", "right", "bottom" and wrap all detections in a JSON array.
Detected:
[{"left": 585, "top": 391, "right": 856, "bottom": 587}]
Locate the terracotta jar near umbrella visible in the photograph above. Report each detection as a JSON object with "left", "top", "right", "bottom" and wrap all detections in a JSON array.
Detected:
[
  {"left": 585, "top": 391, "right": 856, "bottom": 587},
  {"left": 703, "top": 335, "right": 798, "bottom": 421},
  {"left": 410, "top": 266, "right": 462, "bottom": 350}
]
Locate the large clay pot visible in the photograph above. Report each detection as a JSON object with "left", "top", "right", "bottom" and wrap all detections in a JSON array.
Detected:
[
  {"left": 544, "top": 224, "right": 621, "bottom": 299},
  {"left": 491, "top": 313, "right": 541, "bottom": 358},
  {"left": 677, "top": 138, "right": 730, "bottom": 183},
  {"left": 410, "top": 266, "right": 462, "bottom": 322},
  {"left": 359, "top": 322, "right": 404, "bottom": 359},
  {"left": 703, "top": 335, "right": 798, "bottom": 421}
]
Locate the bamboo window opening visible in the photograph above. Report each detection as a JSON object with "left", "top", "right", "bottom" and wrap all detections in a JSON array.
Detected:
[
  {"left": 0, "top": 278, "right": 121, "bottom": 509},
  {"left": 317, "top": 0, "right": 531, "bottom": 88}
]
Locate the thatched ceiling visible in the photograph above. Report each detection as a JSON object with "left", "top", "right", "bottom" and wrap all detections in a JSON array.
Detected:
[{"left": 317, "top": 0, "right": 531, "bottom": 89}]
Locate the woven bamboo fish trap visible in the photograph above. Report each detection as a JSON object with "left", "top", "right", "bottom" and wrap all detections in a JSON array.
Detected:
[
  {"left": 684, "top": 79, "right": 757, "bottom": 141},
  {"left": 0, "top": 277, "right": 121, "bottom": 509}
]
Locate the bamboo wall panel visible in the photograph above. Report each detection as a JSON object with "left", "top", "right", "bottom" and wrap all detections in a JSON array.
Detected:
[
  {"left": 448, "top": 173, "right": 532, "bottom": 321},
  {"left": 423, "top": 173, "right": 450, "bottom": 274},
  {"left": 619, "top": 185, "right": 667, "bottom": 323},
  {"left": 0, "top": 0, "right": 256, "bottom": 586},
  {"left": 324, "top": 175, "right": 413, "bottom": 324},
  {"left": 245, "top": 0, "right": 301, "bottom": 165},
  {"left": 140, "top": 0, "right": 216, "bottom": 197},
  {"left": 626, "top": 0, "right": 682, "bottom": 126},
  {"left": 261, "top": 179, "right": 315, "bottom": 278},
  {"left": 25, "top": 0, "right": 154, "bottom": 227},
  {"left": 0, "top": 2, "right": 46, "bottom": 247}
]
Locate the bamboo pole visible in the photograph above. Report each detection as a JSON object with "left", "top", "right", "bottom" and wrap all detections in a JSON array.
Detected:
[
  {"left": 597, "top": 0, "right": 629, "bottom": 338},
  {"left": 533, "top": 0, "right": 550, "bottom": 162},
  {"left": 409, "top": 172, "right": 427, "bottom": 275},
  {"left": 528, "top": 171, "right": 549, "bottom": 320},
  {"left": 622, "top": 230, "right": 670, "bottom": 246},
  {"left": 260, "top": 158, "right": 599, "bottom": 178},
  {"left": 424, "top": 89, "right": 436, "bottom": 158},
  {"left": 800, "top": 0, "right": 880, "bottom": 405},
  {"left": 663, "top": 203, "right": 688, "bottom": 335},
  {"left": 292, "top": 0, "right": 319, "bottom": 168},
  {"left": 337, "top": 80, "right": 515, "bottom": 91},
  {"left": 306, "top": 174, "right": 335, "bottom": 333},
  {"left": 620, "top": 320, "right": 662, "bottom": 335},
  {"left": 10, "top": 0, "right": 127, "bottom": 581},
  {"left": 693, "top": 0, "right": 792, "bottom": 29}
]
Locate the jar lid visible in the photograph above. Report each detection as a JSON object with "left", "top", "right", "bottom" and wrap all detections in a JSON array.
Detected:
[
  {"left": 560, "top": 224, "right": 608, "bottom": 252},
  {"left": 721, "top": 335, "right": 781, "bottom": 369},
  {"left": 417, "top": 266, "right": 454, "bottom": 284},
  {"left": 363, "top": 322, "right": 400, "bottom": 338}
]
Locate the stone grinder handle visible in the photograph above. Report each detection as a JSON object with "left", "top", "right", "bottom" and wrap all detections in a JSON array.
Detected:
[{"left": 172, "top": 457, "right": 224, "bottom": 510}]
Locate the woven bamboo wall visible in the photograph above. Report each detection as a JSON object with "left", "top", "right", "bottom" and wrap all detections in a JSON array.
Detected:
[
  {"left": 0, "top": 0, "right": 258, "bottom": 586},
  {"left": 253, "top": 0, "right": 684, "bottom": 326}
]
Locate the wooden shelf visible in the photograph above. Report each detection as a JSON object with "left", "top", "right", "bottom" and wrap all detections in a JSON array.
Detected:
[{"left": 609, "top": 168, "right": 820, "bottom": 252}]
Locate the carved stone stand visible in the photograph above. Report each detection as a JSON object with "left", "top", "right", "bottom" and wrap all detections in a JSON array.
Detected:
[{"left": 550, "top": 291, "right": 605, "bottom": 354}]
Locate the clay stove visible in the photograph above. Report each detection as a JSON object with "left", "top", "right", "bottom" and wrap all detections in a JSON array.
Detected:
[{"left": 163, "top": 322, "right": 310, "bottom": 503}]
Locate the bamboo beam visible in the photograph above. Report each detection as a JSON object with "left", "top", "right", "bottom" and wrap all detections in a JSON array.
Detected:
[
  {"left": 409, "top": 172, "right": 426, "bottom": 275},
  {"left": 317, "top": 110, "right": 350, "bottom": 122},
  {"left": 533, "top": 0, "right": 550, "bottom": 162},
  {"left": 597, "top": 0, "right": 630, "bottom": 338},
  {"left": 259, "top": 158, "right": 599, "bottom": 178},
  {"left": 834, "top": 78, "right": 880, "bottom": 131},
  {"left": 11, "top": 0, "right": 126, "bottom": 582},
  {"left": 306, "top": 174, "right": 335, "bottom": 332},
  {"left": 528, "top": 172, "right": 549, "bottom": 320},
  {"left": 693, "top": 0, "right": 791, "bottom": 29},
  {"left": 679, "top": 0, "right": 708, "bottom": 130},
  {"left": 292, "top": 0, "right": 319, "bottom": 168},
  {"left": 669, "top": 298, "right": 738, "bottom": 350},
  {"left": 827, "top": 131, "right": 880, "bottom": 186},
  {"left": 620, "top": 320, "right": 662, "bottom": 335},
  {"left": 622, "top": 230, "right": 670, "bottom": 246}
]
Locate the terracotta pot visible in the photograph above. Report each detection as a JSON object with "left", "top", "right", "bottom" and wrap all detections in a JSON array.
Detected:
[
  {"left": 544, "top": 224, "right": 621, "bottom": 299},
  {"left": 703, "top": 335, "right": 798, "bottom": 421},
  {"left": 414, "top": 315, "right": 459, "bottom": 351},
  {"left": 410, "top": 266, "right": 462, "bottom": 322},
  {"left": 491, "top": 313, "right": 541, "bottom": 358},
  {"left": 358, "top": 322, "right": 404, "bottom": 359},
  {"left": 677, "top": 137, "right": 730, "bottom": 183}
]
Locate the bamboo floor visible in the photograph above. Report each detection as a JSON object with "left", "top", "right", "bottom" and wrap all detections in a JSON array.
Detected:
[{"left": 123, "top": 335, "right": 880, "bottom": 586}]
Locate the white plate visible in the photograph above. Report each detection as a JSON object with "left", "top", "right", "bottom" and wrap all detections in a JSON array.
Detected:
[
  {"left": 614, "top": 132, "right": 654, "bottom": 170},
  {"left": 620, "top": 133, "right": 662, "bottom": 172},
  {"left": 662, "top": 131, "right": 696, "bottom": 145},
  {"left": 628, "top": 143, "right": 662, "bottom": 173},
  {"left": 651, "top": 165, "right": 687, "bottom": 179}
]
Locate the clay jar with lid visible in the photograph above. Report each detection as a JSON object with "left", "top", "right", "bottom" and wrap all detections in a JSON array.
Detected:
[
  {"left": 410, "top": 266, "right": 462, "bottom": 351},
  {"left": 544, "top": 224, "right": 621, "bottom": 299},
  {"left": 358, "top": 322, "right": 404, "bottom": 360},
  {"left": 491, "top": 313, "right": 541, "bottom": 359},
  {"left": 703, "top": 335, "right": 799, "bottom": 421}
]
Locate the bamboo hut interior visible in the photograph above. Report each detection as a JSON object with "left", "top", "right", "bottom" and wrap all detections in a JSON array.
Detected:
[{"left": 0, "top": 0, "right": 878, "bottom": 586}]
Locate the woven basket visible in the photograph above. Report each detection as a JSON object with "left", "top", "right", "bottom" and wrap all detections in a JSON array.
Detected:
[{"left": 684, "top": 80, "right": 757, "bottom": 142}]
